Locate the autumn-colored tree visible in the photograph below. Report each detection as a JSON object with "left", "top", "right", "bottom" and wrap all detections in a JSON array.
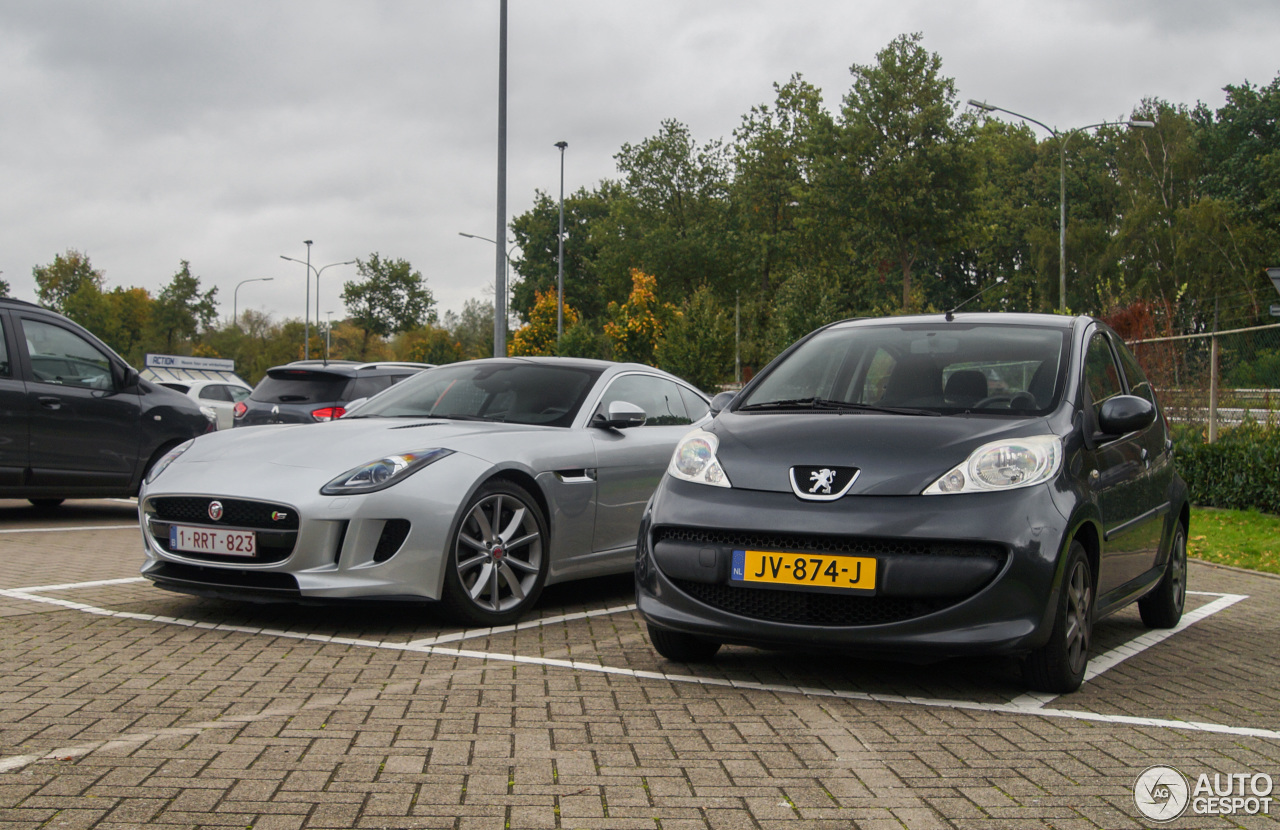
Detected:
[
  {"left": 604, "top": 269, "right": 675, "bottom": 365},
  {"left": 509, "top": 287, "right": 580, "bottom": 356}
]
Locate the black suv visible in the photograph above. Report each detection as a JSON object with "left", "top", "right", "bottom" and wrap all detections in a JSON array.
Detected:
[
  {"left": 234, "top": 360, "right": 433, "bottom": 426},
  {"left": 0, "top": 298, "right": 213, "bottom": 506}
]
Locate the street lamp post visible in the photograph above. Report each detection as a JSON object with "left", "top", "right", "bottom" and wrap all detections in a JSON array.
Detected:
[
  {"left": 555, "top": 140, "right": 568, "bottom": 344},
  {"left": 280, "top": 250, "right": 356, "bottom": 361},
  {"left": 967, "top": 100, "right": 1154, "bottom": 313},
  {"left": 459, "top": 232, "right": 517, "bottom": 338},
  {"left": 325, "top": 311, "right": 334, "bottom": 358},
  {"left": 232, "top": 277, "right": 273, "bottom": 331}
]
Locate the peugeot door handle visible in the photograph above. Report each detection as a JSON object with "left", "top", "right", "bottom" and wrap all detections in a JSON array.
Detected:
[{"left": 37, "top": 396, "right": 62, "bottom": 410}]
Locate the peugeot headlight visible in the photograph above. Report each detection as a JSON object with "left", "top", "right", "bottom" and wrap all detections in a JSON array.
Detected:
[
  {"left": 668, "top": 429, "right": 731, "bottom": 488},
  {"left": 923, "top": 435, "right": 1062, "bottom": 495},
  {"left": 145, "top": 439, "right": 194, "bottom": 484},
  {"left": 321, "top": 448, "right": 454, "bottom": 495}
]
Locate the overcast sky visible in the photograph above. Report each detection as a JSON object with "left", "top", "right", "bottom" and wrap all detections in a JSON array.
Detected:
[{"left": 1, "top": 1, "right": 1276, "bottom": 330}]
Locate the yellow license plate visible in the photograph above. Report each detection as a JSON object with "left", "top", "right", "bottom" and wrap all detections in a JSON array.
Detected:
[{"left": 731, "top": 549, "right": 876, "bottom": 592}]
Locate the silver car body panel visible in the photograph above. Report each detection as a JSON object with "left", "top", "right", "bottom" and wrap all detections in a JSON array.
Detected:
[{"left": 139, "top": 361, "right": 709, "bottom": 602}]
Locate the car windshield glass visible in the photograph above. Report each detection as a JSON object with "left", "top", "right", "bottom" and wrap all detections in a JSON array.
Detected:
[
  {"left": 251, "top": 372, "right": 350, "bottom": 404},
  {"left": 355, "top": 362, "right": 604, "bottom": 427},
  {"left": 740, "top": 322, "right": 1068, "bottom": 415}
]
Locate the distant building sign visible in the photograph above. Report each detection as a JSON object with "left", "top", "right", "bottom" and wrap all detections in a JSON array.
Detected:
[{"left": 145, "top": 354, "right": 237, "bottom": 372}]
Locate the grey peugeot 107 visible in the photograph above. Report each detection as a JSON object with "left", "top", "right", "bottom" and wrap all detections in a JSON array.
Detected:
[{"left": 636, "top": 312, "right": 1189, "bottom": 693}]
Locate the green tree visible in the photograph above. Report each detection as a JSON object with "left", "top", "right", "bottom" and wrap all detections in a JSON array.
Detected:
[
  {"left": 1199, "top": 74, "right": 1280, "bottom": 234},
  {"left": 442, "top": 298, "right": 495, "bottom": 361},
  {"left": 150, "top": 261, "right": 219, "bottom": 353},
  {"left": 33, "top": 249, "right": 104, "bottom": 312},
  {"left": 341, "top": 253, "right": 436, "bottom": 360},
  {"left": 823, "top": 33, "right": 975, "bottom": 311},
  {"left": 609, "top": 120, "right": 736, "bottom": 303},
  {"left": 730, "top": 74, "right": 834, "bottom": 295},
  {"left": 654, "top": 285, "right": 734, "bottom": 392},
  {"left": 510, "top": 184, "right": 622, "bottom": 323},
  {"left": 395, "top": 325, "right": 461, "bottom": 365}
]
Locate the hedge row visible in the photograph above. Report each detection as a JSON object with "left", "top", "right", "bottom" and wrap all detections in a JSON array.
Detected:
[{"left": 1172, "top": 423, "right": 1280, "bottom": 515}]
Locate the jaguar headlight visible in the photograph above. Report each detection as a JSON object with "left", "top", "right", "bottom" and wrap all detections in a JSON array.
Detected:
[
  {"left": 668, "top": 429, "right": 731, "bottom": 488},
  {"left": 923, "top": 435, "right": 1062, "bottom": 495},
  {"left": 145, "top": 439, "right": 194, "bottom": 484},
  {"left": 321, "top": 448, "right": 454, "bottom": 495}
]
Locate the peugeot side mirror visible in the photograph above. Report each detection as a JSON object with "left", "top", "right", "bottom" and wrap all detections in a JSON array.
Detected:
[{"left": 1097, "top": 395, "right": 1156, "bottom": 435}]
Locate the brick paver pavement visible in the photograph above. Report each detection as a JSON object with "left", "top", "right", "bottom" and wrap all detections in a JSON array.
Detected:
[{"left": 0, "top": 499, "right": 1277, "bottom": 829}]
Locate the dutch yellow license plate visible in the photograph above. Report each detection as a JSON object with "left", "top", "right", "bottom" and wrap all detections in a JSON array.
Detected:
[{"left": 731, "top": 549, "right": 876, "bottom": 592}]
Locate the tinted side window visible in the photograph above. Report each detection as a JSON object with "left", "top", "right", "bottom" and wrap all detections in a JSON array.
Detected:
[
  {"left": 597, "top": 375, "right": 691, "bottom": 427},
  {"left": 1084, "top": 333, "right": 1124, "bottom": 417},
  {"left": 0, "top": 316, "right": 9, "bottom": 378},
  {"left": 199, "top": 385, "right": 233, "bottom": 402},
  {"left": 678, "top": 385, "right": 710, "bottom": 421},
  {"left": 1114, "top": 338, "right": 1156, "bottom": 405},
  {"left": 22, "top": 318, "right": 114, "bottom": 390},
  {"left": 349, "top": 376, "right": 394, "bottom": 400}
]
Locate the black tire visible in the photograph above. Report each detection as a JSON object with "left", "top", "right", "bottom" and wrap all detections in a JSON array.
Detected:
[
  {"left": 647, "top": 624, "right": 721, "bottom": 663},
  {"left": 1023, "top": 541, "right": 1093, "bottom": 694},
  {"left": 1139, "top": 522, "right": 1187, "bottom": 629},
  {"left": 28, "top": 499, "right": 65, "bottom": 510},
  {"left": 440, "top": 480, "right": 549, "bottom": 626}
]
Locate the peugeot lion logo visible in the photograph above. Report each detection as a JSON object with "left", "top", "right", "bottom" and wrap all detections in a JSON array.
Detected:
[
  {"left": 208, "top": 500, "right": 224, "bottom": 521},
  {"left": 789, "top": 465, "right": 860, "bottom": 502},
  {"left": 809, "top": 468, "right": 838, "bottom": 494}
]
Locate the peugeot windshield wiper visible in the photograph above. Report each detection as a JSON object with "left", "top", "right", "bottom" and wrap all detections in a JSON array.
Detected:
[{"left": 738, "top": 397, "right": 940, "bottom": 416}]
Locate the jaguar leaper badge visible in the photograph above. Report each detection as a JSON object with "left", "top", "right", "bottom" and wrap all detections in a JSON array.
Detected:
[{"left": 789, "top": 465, "right": 860, "bottom": 501}]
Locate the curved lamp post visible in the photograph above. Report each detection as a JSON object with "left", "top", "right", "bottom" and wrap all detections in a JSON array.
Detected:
[
  {"left": 459, "top": 232, "right": 518, "bottom": 339},
  {"left": 232, "top": 277, "right": 273, "bottom": 331},
  {"left": 280, "top": 249, "right": 356, "bottom": 360},
  {"left": 967, "top": 100, "right": 1154, "bottom": 313}
]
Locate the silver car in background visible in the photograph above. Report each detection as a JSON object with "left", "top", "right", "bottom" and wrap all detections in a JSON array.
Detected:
[{"left": 138, "top": 358, "right": 710, "bottom": 625}]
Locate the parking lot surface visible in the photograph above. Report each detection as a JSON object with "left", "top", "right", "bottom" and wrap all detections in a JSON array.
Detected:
[{"left": 1, "top": 499, "right": 1278, "bottom": 829}]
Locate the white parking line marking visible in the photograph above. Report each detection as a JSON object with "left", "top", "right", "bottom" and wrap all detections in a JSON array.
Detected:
[
  {"left": 0, "top": 525, "right": 138, "bottom": 534},
  {"left": 1007, "top": 591, "right": 1248, "bottom": 709},
  {"left": 405, "top": 603, "right": 639, "bottom": 646},
  {"left": 1, "top": 582, "right": 1271, "bottom": 750},
  {"left": 13, "top": 577, "right": 146, "bottom": 592}
]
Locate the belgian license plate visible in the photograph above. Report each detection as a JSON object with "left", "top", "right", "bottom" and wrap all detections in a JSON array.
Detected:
[
  {"left": 731, "top": 549, "right": 876, "bottom": 592},
  {"left": 169, "top": 525, "right": 257, "bottom": 557}
]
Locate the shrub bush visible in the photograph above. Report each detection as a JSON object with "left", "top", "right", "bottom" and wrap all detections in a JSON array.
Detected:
[{"left": 1173, "top": 422, "right": 1280, "bottom": 515}]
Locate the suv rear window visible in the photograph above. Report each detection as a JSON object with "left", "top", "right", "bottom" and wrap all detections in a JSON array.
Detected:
[{"left": 251, "top": 371, "right": 352, "bottom": 404}]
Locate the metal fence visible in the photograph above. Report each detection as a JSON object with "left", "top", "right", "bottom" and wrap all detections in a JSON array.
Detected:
[{"left": 1128, "top": 323, "right": 1280, "bottom": 441}]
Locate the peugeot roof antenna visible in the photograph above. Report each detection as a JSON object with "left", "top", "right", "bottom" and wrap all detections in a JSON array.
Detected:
[{"left": 945, "top": 281, "right": 1004, "bottom": 322}]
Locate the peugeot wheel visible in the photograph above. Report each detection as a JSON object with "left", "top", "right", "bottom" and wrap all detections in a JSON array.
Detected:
[
  {"left": 441, "top": 480, "right": 549, "bottom": 626},
  {"left": 1023, "top": 541, "right": 1092, "bottom": 694},
  {"left": 1139, "top": 522, "right": 1187, "bottom": 629}
]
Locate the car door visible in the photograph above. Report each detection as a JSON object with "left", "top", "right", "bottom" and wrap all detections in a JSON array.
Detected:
[
  {"left": 18, "top": 315, "right": 143, "bottom": 492},
  {"left": 197, "top": 384, "right": 235, "bottom": 429},
  {"left": 0, "top": 311, "right": 28, "bottom": 488},
  {"left": 1081, "top": 329, "right": 1159, "bottom": 598},
  {"left": 589, "top": 373, "right": 700, "bottom": 553}
]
